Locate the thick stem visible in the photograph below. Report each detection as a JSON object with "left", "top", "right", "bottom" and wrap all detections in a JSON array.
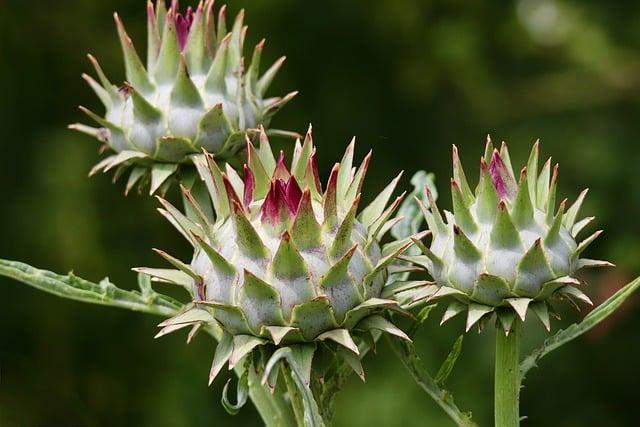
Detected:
[
  {"left": 247, "top": 366, "right": 298, "bottom": 427},
  {"left": 495, "top": 321, "right": 521, "bottom": 427},
  {"left": 283, "top": 366, "right": 307, "bottom": 426}
]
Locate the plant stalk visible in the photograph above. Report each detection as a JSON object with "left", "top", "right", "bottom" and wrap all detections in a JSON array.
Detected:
[
  {"left": 495, "top": 320, "right": 521, "bottom": 427},
  {"left": 283, "top": 366, "right": 307, "bottom": 426},
  {"left": 247, "top": 366, "right": 298, "bottom": 427}
]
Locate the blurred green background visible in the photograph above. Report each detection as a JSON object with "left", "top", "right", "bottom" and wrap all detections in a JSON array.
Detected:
[{"left": 1, "top": 0, "right": 639, "bottom": 425}]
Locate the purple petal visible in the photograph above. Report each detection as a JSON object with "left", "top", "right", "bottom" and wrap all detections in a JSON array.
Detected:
[
  {"left": 175, "top": 6, "right": 195, "bottom": 50},
  {"left": 222, "top": 174, "right": 242, "bottom": 208},
  {"left": 489, "top": 151, "right": 516, "bottom": 201},
  {"left": 285, "top": 177, "right": 303, "bottom": 214},
  {"left": 243, "top": 165, "right": 255, "bottom": 208},
  {"left": 260, "top": 181, "right": 279, "bottom": 224},
  {"left": 308, "top": 151, "right": 322, "bottom": 193},
  {"left": 260, "top": 180, "right": 289, "bottom": 225}
]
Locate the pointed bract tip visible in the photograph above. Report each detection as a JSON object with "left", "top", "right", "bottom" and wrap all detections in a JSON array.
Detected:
[
  {"left": 410, "top": 233, "right": 432, "bottom": 247},
  {"left": 519, "top": 166, "right": 527, "bottom": 181},
  {"left": 480, "top": 157, "right": 488, "bottom": 170},
  {"left": 231, "top": 199, "right": 246, "bottom": 216},
  {"left": 152, "top": 247, "right": 169, "bottom": 257},
  {"left": 222, "top": 174, "right": 241, "bottom": 207},
  {"left": 558, "top": 198, "right": 568, "bottom": 211},
  {"left": 345, "top": 244, "right": 359, "bottom": 258},
  {"left": 243, "top": 165, "right": 255, "bottom": 207},
  {"left": 425, "top": 186, "right": 434, "bottom": 199}
]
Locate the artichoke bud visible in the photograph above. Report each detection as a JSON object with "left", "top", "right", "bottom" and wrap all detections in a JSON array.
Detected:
[
  {"left": 139, "top": 126, "right": 420, "bottom": 389},
  {"left": 71, "top": 0, "right": 297, "bottom": 194},
  {"left": 409, "top": 138, "right": 612, "bottom": 333}
]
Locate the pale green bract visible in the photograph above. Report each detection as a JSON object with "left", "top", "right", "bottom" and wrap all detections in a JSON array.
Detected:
[
  {"left": 401, "top": 137, "right": 613, "bottom": 333},
  {"left": 138, "top": 127, "right": 429, "bottom": 409},
  {"left": 71, "top": 0, "right": 296, "bottom": 194}
]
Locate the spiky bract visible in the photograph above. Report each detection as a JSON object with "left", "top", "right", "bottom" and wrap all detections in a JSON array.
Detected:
[
  {"left": 139, "top": 127, "right": 421, "bottom": 387},
  {"left": 72, "top": 0, "right": 296, "bottom": 194},
  {"left": 404, "top": 138, "right": 612, "bottom": 333}
]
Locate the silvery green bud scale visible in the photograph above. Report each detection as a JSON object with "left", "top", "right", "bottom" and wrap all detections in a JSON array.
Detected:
[
  {"left": 71, "top": 0, "right": 296, "bottom": 194},
  {"left": 404, "top": 138, "right": 612, "bottom": 333},
  {"left": 137, "top": 127, "right": 422, "bottom": 390}
]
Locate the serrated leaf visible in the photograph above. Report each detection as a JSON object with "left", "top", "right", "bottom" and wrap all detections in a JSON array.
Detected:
[
  {"left": 0, "top": 259, "right": 182, "bottom": 317},
  {"left": 521, "top": 276, "right": 640, "bottom": 378}
]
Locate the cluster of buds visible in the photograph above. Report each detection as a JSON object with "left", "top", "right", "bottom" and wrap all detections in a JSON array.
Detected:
[
  {"left": 402, "top": 139, "right": 611, "bottom": 333},
  {"left": 138, "top": 127, "right": 429, "bottom": 385},
  {"left": 72, "top": 0, "right": 296, "bottom": 194}
]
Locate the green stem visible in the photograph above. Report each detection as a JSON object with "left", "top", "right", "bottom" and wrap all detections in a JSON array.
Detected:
[
  {"left": 495, "top": 321, "right": 521, "bottom": 427},
  {"left": 283, "top": 366, "right": 307, "bottom": 426},
  {"left": 247, "top": 366, "right": 297, "bottom": 427}
]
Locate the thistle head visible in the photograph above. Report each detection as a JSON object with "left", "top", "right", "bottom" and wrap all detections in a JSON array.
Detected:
[
  {"left": 71, "top": 0, "right": 297, "bottom": 194},
  {"left": 137, "top": 126, "right": 423, "bottom": 391},
  {"left": 406, "top": 137, "right": 613, "bottom": 333}
]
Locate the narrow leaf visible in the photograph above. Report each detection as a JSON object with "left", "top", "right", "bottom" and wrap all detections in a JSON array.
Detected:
[
  {"left": 387, "top": 337, "right": 477, "bottom": 427},
  {"left": 434, "top": 335, "right": 464, "bottom": 386},
  {"left": 0, "top": 259, "right": 182, "bottom": 317},
  {"left": 521, "top": 277, "right": 640, "bottom": 378}
]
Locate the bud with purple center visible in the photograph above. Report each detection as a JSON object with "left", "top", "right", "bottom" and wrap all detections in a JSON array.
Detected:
[
  {"left": 71, "top": 0, "right": 298, "bottom": 194},
  {"left": 402, "top": 137, "right": 613, "bottom": 333},
  {"left": 137, "top": 126, "right": 430, "bottom": 390}
]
